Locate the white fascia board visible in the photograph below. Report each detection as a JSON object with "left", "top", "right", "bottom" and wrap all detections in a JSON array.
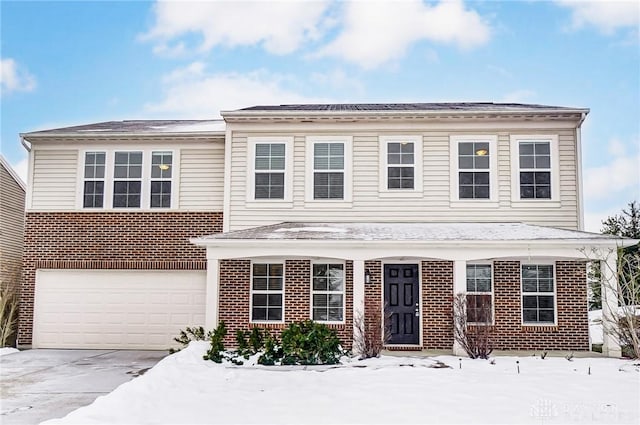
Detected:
[
  {"left": 221, "top": 109, "right": 589, "bottom": 119},
  {"left": 191, "top": 237, "right": 636, "bottom": 261},
  {"left": 21, "top": 132, "right": 225, "bottom": 141}
]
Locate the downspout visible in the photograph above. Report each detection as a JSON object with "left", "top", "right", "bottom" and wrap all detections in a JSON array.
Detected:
[
  {"left": 576, "top": 112, "right": 587, "bottom": 231},
  {"left": 20, "top": 135, "right": 33, "bottom": 210}
]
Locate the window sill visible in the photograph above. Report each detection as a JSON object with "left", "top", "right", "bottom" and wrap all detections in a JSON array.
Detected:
[
  {"left": 378, "top": 191, "right": 424, "bottom": 198},
  {"left": 521, "top": 324, "right": 558, "bottom": 331},
  {"left": 245, "top": 201, "right": 294, "bottom": 209},
  {"left": 303, "top": 200, "right": 353, "bottom": 208},
  {"left": 510, "top": 200, "right": 561, "bottom": 208},
  {"left": 449, "top": 201, "right": 499, "bottom": 208},
  {"left": 249, "top": 321, "right": 286, "bottom": 327}
]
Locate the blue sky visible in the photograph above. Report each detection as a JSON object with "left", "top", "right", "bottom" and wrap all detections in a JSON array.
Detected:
[{"left": 1, "top": 0, "right": 638, "bottom": 230}]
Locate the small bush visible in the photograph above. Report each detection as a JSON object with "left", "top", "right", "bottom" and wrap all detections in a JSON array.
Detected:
[
  {"left": 169, "top": 326, "right": 209, "bottom": 353},
  {"left": 0, "top": 279, "right": 19, "bottom": 348},
  {"left": 280, "top": 320, "right": 343, "bottom": 365},
  {"left": 257, "top": 332, "right": 282, "bottom": 366},
  {"left": 203, "top": 321, "right": 227, "bottom": 363}
]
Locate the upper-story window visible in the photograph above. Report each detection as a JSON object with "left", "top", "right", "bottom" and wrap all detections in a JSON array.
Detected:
[
  {"left": 151, "top": 152, "right": 173, "bottom": 208},
  {"left": 114, "top": 151, "right": 143, "bottom": 208},
  {"left": 450, "top": 135, "right": 497, "bottom": 203},
  {"left": 379, "top": 135, "right": 423, "bottom": 196},
  {"left": 313, "top": 143, "right": 344, "bottom": 199},
  {"left": 81, "top": 149, "right": 175, "bottom": 210},
  {"left": 255, "top": 143, "right": 285, "bottom": 199},
  {"left": 458, "top": 142, "right": 490, "bottom": 199},
  {"left": 519, "top": 141, "right": 551, "bottom": 199},
  {"left": 510, "top": 135, "right": 559, "bottom": 202},
  {"left": 305, "top": 136, "right": 352, "bottom": 203},
  {"left": 248, "top": 137, "right": 294, "bottom": 203},
  {"left": 83, "top": 152, "right": 106, "bottom": 208}
]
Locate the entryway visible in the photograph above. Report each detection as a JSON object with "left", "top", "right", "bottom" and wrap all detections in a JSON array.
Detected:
[{"left": 384, "top": 264, "right": 420, "bottom": 345}]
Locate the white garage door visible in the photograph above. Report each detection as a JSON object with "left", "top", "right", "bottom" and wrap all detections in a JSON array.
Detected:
[{"left": 33, "top": 269, "right": 206, "bottom": 349}]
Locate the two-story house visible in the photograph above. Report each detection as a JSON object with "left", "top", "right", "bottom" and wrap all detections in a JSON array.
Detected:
[{"left": 17, "top": 103, "right": 633, "bottom": 356}]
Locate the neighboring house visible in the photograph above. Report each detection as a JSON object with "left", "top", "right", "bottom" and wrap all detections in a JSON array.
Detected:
[
  {"left": 17, "top": 103, "right": 635, "bottom": 356},
  {"left": 0, "top": 155, "right": 26, "bottom": 291}
]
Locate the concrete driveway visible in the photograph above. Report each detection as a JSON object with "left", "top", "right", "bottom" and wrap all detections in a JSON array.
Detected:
[{"left": 0, "top": 349, "right": 167, "bottom": 424}]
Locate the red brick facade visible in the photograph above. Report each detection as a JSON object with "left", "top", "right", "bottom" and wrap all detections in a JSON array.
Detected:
[
  {"left": 491, "top": 260, "right": 589, "bottom": 350},
  {"left": 422, "top": 261, "right": 455, "bottom": 349},
  {"left": 19, "top": 211, "right": 222, "bottom": 345},
  {"left": 218, "top": 259, "right": 354, "bottom": 349}
]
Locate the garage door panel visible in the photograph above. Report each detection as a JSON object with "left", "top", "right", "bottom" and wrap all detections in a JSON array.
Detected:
[{"left": 33, "top": 270, "right": 206, "bottom": 349}]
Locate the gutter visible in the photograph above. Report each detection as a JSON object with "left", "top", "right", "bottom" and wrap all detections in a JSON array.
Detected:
[
  {"left": 19, "top": 131, "right": 226, "bottom": 140},
  {"left": 221, "top": 107, "right": 591, "bottom": 119},
  {"left": 20, "top": 135, "right": 32, "bottom": 152}
]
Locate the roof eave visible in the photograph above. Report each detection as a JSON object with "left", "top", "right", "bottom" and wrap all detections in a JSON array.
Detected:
[
  {"left": 191, "top": 237, "right": 634, "bottom": 248},
  {"left": 221, "top": 108, "right": 590, "bottom": 119},
  {"left": 20, "top": 131, "right": 226, "bottom": 140}
]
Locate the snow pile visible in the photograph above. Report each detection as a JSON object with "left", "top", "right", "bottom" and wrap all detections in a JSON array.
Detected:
[
  {"left": 43, "top": 341, "right": 639, "bottom": 424},
  {"left": 0, "top": 347, "right": 18, "bottom": 357}
]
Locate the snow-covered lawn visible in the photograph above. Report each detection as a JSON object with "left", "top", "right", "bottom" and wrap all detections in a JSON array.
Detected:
[
  {"left": 45, "top": 341, "right": 639, "bottom": 424},
  {"left": 0, "top": 347, "right": 19, "bottom": 356}
]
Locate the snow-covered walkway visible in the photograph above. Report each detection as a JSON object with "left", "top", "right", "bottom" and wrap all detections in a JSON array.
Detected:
[{"left": 44, "top": 341, "right": 639, "bottom": 424}]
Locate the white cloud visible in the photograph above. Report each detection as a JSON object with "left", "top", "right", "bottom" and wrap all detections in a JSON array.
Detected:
[
  {"left": 309, "top": 68, "right": 365, "bottom": 95},
  {"left": 9, "top": 156, "right": 28, "bottom": 185},
  {"left": 0, "top": 58, "right": 36, "bottom": 95},
  {"left": 144, "top": 63, "right": 328, "bottom": 118},
  {"left": 314, "top": 0, "right": 491, "bottom": 69},
  {"left": 583, "top": 137, "right": 640, "bottom": 201},
  {"left": 501, "top": 89, "right": 536, "bottom": 103},
  {"left": 555, "top": 0, "right": 639, "bottom": 34},
  {"left": 141, "top": 0, "right": 332, "bottom": 55}
]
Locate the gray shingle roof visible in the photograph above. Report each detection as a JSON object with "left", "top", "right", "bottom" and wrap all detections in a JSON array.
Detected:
[
  {"left": 197, "top": 222, "right": 621, "bottom": 242},
  {"left": 22, "top": 120, "right": 225, "bottom": 136},
  {"left": 235, "top": 103, "right": 587, "bottom": 113}
]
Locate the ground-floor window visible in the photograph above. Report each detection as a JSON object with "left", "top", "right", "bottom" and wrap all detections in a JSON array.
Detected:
[
  {"left": 466, "top": 264, "right": 493, "bottom": 323},
  {"left": 251, "top": 263, "right": 284, "bottom": 322},
  {"left": 521, "top": 264, "right": 555, "bottom": 324},
  {"left": 312, "top": 263, "right": 344, "bottom": 322}
]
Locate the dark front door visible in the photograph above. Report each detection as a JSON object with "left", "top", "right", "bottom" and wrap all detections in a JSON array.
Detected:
[{"left": 384, "top": 264, "right": 420, "bottom": 345}]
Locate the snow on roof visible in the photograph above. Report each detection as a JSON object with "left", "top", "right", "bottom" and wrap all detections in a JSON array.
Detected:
[
  {"left": 200, "top": 222, "right": 622, "bottom": 242},
  {"left": 21, "top": 120, "right": 226, "bottom": 136}
]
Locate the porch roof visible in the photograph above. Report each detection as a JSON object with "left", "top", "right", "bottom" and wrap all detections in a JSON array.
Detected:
[{"left": 195, "top": 222, "right": 630, "bottom": 244}]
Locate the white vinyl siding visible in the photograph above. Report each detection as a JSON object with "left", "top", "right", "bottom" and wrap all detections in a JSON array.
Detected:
[
  {"left": 30, "top": 149, "right": 78, "bottom": 210},
  {"left": 0, "top": 161, "right": 25, "bottom": 286},
  {"left": 179, "top": 146, "right": 224, "bottom": 210},
  {"left": 227, "top": 126, "right": 580, "bottom": 230}
]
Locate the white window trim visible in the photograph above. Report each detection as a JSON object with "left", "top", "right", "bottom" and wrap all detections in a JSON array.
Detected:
[
  {"left": 510, "top": 135, "right": 560, "bottom": 204},
  {"left": 449, "top": 135, "right": 499, "bottom": 206},
  {"left": 81, "top": 151, "right": 106, "bottom": 209},
  {"left": 246, "top": 137, "right": 294, "bottom": 204},
  {"left": 250, "top": 261, "right": 285, "bottom": 324},
  {"left": 465, "top": 262, "right": 495, "bottom": 325},
  {"left": 310, "top": 260, "right": 346, "bottom": 325},
  {"left": 77, "top": 148, "right": 179, "bottom": 210},
  {"left": 305, "top": 136, "right": 353, "bottom": 205},
  {"left": 379, "top": 135, "right": 423, "bottom": 197},
  {"left": 150, "top": 151, "right": 174, "bottom": 209},
  {"left": 520, "top": 261, "right": 558, "bottom": 326}
]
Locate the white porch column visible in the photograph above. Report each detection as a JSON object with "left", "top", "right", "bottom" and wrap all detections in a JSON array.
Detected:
[
  {"left": 205, "top": 258, "right": 220, "bottom": 330},
  {"left": 452, "top": 260, "right": 467, "bottom": 356},
  {"left": 601, "top": 256, "right": 621, "bottom": 357},
  {"left": 352, "top": 259, "right": 365, "bottom": 351}
]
